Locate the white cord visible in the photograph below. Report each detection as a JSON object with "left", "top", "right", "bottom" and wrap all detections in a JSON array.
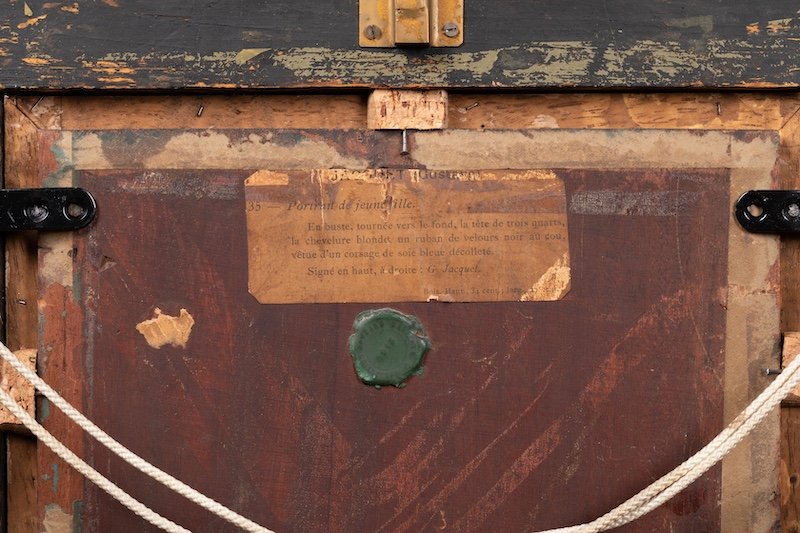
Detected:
[
  {"left": 2, "top": 337, "right": 797, "bottom": 533},
  {"left": 0, "top": 341, "right": 273, "bottom": 533},
  {"left": 535, "top": 351, "right": 800, "bottom": 533},
  {"left": 0, "top": 386, "right": 190, "bottom": 533}
]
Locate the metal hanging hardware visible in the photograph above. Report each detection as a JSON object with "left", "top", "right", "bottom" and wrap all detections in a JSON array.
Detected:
[
  {"left": 359, "top": 0, "right": 464, "bottom": 47},
  {"left": 0, "top": 188, "right": 97, "bottom": 232}
]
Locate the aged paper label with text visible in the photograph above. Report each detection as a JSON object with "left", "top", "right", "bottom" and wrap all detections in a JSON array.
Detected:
[{"left": 246, "top": 169, "right": 570, "bottom": 303}]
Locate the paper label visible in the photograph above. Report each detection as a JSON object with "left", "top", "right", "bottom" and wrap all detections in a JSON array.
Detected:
[{"left": 246, "top": 169, "right": 570, "bottom": 303}]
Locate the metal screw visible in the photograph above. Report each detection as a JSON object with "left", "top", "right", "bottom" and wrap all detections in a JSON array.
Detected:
[
  {"left": 401, "top": 130, "right": 409, "bottom": 156},
  {"left": 364, "top": 25, "right": 382, "bottom": 40},
  {"left": 788, "top": 203, "right": 800, "bottom": 218},
  {"left": 442, "top": 22, "right": 459, "bottom": 37},
  {"left": 765, "top": 368, "right": 783, "bottom": 376},
  {"left": 65, "top": 203, "right": 86, "bottom": 220},
  {"left": 24, "top": 204, "right": 48, "bottom": 223}
]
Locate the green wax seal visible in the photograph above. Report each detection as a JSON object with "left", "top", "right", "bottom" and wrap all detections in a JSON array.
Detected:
[{"left": 348, "top": 308, "right": 431, "bottom": 388}]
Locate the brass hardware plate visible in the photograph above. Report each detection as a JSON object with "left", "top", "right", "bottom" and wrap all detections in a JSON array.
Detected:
[{"left": 360, "top": 0, "right": 463, "bottom": 47}]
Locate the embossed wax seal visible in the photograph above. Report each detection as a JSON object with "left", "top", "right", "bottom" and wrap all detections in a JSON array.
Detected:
[{"left": 349, "top": 308, "right": 431, "bottom": 388}]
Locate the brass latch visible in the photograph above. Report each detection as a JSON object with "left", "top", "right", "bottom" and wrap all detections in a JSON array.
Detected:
[{"left": 359, "top": 0, "right": 463, "bottom": 47}]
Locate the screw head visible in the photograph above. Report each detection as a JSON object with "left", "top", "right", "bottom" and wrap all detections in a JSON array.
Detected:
[
  {"left": 442, "top": 22, "right": 459, "bottom": 37},
  {"left": 364, "top": 24, "right": 382, "bottom": 40},
  {"left": 24, "top": 204, "right": 48, "bottom": 223}
]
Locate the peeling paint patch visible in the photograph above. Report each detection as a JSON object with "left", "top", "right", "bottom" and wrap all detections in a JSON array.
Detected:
[
  {"left": 59, "top": 38, "right": 800, "bottom": 88},
  {"left": 22, "top": 56, "right": 51, "bottom": 65},
  {"left": 234, "top": 48, "right": 268, "bottom": 65},
  {"left": 17, "top": 14, "right": 47, "bottom": 29},
  {"left": 61, "top": 3, "right": 80, "bottom": 14},
  {"left": 520, "top": 253, "right": 570, "bottom": 301},
  {"left": 43, "top": 504, "right": 72, "bottom": 533},
  {"left": 136, "top": 308, "right": 195, "bottom": 349}
]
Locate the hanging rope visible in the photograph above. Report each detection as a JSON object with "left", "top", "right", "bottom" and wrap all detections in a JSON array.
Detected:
[
  {"left": 0, "top": 340, "right": 273, "bottom": 533},
  {"left": 1, "top": 337, "right": 798, "bottom": 533},
  {"left": 0, "top": 386, "right": 190, "bottom": 533},
  {"left": 535, "top": 352, "right": 800, "bottom": 533}
]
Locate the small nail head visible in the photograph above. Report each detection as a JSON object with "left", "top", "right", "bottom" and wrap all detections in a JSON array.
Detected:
[
  {"left": 442, "top": 22, "right": 459, "bottom": 37},
  {"left": 364, "top": 24, "right": 382, "bottom": 40}
]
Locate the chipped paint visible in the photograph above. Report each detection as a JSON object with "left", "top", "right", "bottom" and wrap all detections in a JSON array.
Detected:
[
  {"left": 96, "top": 76, "right": 135, "bottom": 84},
  {"left": 22, "top": 56, "right": 50, "bottom": 65},
  {"left": 768, "top": 17, "right": 793, "bottom": 33},
  {"left": 43, "top": 504, "right": 72, "bottom": 533},
  {"left": 32, "top": 37, "right": 800, "bottom": 89},
  {"left": 234, "top": 48, "right": 268, "bottom": 65},
  {"left": 17, "top": 14, "right": 46, "bottom": 29},
  {"left": 23, "top": 2, "right": 33, "bottom": 16},
  {"left": 136, "top": 308, "right": 195, "bottom": 349},
  {"left": 520, "top": 253, "right": 570, "bottom": 301},
  {"left": 61, "top": 3, "right": 80, "bottom": 14},
  {"left": 83, "top": 60, "right": 134, "bottom": 74}
]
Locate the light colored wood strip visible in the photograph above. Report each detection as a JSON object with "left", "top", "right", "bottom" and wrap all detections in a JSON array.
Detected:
[{"left": 368, "top": 90, "right": 448, "bottom": 130}]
